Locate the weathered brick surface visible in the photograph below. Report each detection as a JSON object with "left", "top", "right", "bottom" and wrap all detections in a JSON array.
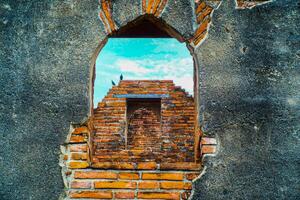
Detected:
[
  {"left": 98, "top": 0, "right": 116, "bottom": 34},
  {"left": 236, "top": 0, "right": 271, "bottom": 9},
  {"left": 69, "top": 191, "right": 113, "bottom": 199},
  {"left": 137, "top": 192, "right": 180, "bottom": 200},
  {"left": 142, "top": 172, "right": 184, "bottom": 181},
  {"left": 68, "top": 161, "right": 89, "bottom": 169},
  {"left": 138, "top": 181, "right": 160, "bottom": 189},
  {"left": 74, "top": 171, "right": 118, "bottom": 179},
  {"left": 142, "top": 0, "right": 169, "bottom": 16},
  {"left": 137, "top": 162, "right": 157, "bottom": 170},
  {"left": 94, "top": 181, "right": 137, "bottom": 189},
  {"left": 92, "top": 80, "right": 196, "bottom": 164},
  {"left": 60, "top": 81, "right": 207, "bottom": 199},
  {"left": 114, "top": 191, "right": 135, "bottom": 199},
  {"left": 118, "top": 172, "right": 139, "bottom": 180},
  {"left": 201, "top": 137, "right": 217, "bottom": 156},
  {"left": 160, "top": 181, "right": 192, "bottom": 190},
  {"left": 70, "top": 181, "right": 92, "bottom": 189},
  {"left": 191, "top": 1, "right": 215, "bottom": 46}
]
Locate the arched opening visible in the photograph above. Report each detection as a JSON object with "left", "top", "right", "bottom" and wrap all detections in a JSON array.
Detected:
[
  {"left": 89, "top": 15, "right": 201, "bottom": 165},
  {"left": 60, "top": 9, "right": 206, "bottom": 200}
]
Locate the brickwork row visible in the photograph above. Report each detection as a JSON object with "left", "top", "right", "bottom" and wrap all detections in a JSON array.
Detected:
[
  {"left": 92, "top": 80, "right": 195, "bottom": 165},
  {"left": 67, "top": 170, "right": 198, "bottom": 199},
  {"left": 61, "top": 124, "right": 217, "bottom": 199},
  {"left": 60, "top": 126, "right": 211, "bottom": 199},
  {"left": 60, "top": 80, "right": 217, "bottom": 199}
]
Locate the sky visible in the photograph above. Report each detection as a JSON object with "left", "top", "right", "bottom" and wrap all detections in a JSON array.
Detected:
[{"left": 94, "top": 38, "right": 193, "bottom": 107}]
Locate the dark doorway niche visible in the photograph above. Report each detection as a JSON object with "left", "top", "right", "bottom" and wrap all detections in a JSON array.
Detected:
[
  {"left": 127, "top": 98, "right": 162, "bottom": 121},
  {"left": 126, "top": 98, "right": 162, "bottom": 152},
  {"left": 110, "top": 16, "right": 181, "bottom": 40}
]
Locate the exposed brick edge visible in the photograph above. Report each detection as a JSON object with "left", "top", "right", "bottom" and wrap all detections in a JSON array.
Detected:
[
  {"left": 98, "top": 0, "right": 117, "bottom": 34},
  {"left": 190, "top": 1, "right": 220, "bottom": 47},
  {"left": 200, "top": 137, "right": 217, "bottom": 156},
  {"left": 235, "top": 0, "right": 273, "bottom": 9},
  {"left": 60, "top": 123, "right": 202, "bottom": 199},
  {"left": 98, "top": 0, "right": 170, "bottom": 35},
  {"left": 60, "top": 124, "right": 91, "bottom": 191},
  {"left": 142, "top": 0, "right": 169, "bottom": 17}
]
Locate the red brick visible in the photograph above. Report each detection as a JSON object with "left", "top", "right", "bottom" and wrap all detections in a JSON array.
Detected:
[
  {"left": 142, "top": 173, "right": 184, "bottom": 181},
  {"left": 70, "top": 181, "right": 91, "bottom": 189},
  {"left": 160, "top": 162, "right": 201, "bottom": 171},
  {"left": 74, "top": 171, "right": 117, "bottom": 179},
  {"left": 71, "top": 153, "right": 88, "bottom": 160},
  {"left": 119, "top": 172, "right": 139, "bottom": 180},
  {"left": 68, "top": 161, "right": 89, "bottom": 169},
  {"left": 181, "top": 191, "right": 192, "bottom": 200},
  {"left": 91, "top": 162, "right": 135, "bottom": 170},
  {"left": 185, "top": 172, "right": 200, "bottom": 181},
  {"left": 202, "top": 145, "right": 217, "bottom": 154},
  {"left": 137, "top": 192, "right": 180, "bottom": 200},
  {"left": 114, "top": 191, "right": 135, "bottom": 199},
  {"left": 137, "top": 162, "right": 157, "bottom": 170},
  {"left": 160, "top": 181, "right": 192, "bottom": 190},
  {"left": 72, "top": 126, "right": 89, "bottom": 134},
  {"left": 138, "top": 181, "right": 159, "bottom": 189},
  {"left": 94, "top": 181, "right": 136, "bottom": 189},
  {"left": 196, "top": 1, "right": 206, "bottom": 14},
  {"left": 201, "top": 137, "right": 217, "bottom": 145},
  {"left": 69, "top": 144, "right": 87, "bottom": 152},
  {"left": 69, "top": 191, "right": 112, "bottom": 199},
  {"left": 70, "top": 135, "right": 86, "bottom": 143},
  {"left": 63, "top": 155, "right": 68, "bottom": 161},
  {"left": 197, "top": 6, "right": 213, "bottom": 23}
]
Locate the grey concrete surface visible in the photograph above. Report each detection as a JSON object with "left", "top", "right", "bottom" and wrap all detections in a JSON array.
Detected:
[{"left": 0, "top": 0, "right": 299, "bottom": 199}]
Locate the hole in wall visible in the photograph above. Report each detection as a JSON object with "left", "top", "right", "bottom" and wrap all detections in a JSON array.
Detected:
[
  {"left": 89, "top": 16, "right": 202, "bottom": 165},
  {"left": 61, "top": 14, "right": 208, "bottom": 200},
  {"left": 93, "top": 38, "right": 194, "bottom": 108}
]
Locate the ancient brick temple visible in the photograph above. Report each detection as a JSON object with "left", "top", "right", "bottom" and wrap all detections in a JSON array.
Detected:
[
  {"left": 92, "top": 80, "right": 195, "bottom": 164},
  {"left": 61, "top": 80, "right": 216, "bottom": 199}
]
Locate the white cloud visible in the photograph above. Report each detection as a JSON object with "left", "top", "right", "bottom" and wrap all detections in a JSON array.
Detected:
[
  {"left": 116, "top": 59, "right": 154, "bottom": 74},
  {"left": 112, "top": 57, "right": 193, "bottom": 95}
]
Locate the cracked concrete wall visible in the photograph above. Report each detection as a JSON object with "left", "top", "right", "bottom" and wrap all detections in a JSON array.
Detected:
[{"left": 0, "top": 0, "right": 299, "bottom": 199}]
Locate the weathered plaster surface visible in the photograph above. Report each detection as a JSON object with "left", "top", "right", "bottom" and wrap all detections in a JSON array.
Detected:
[
  {"left": 0, "top": 0, "right": 299, "bottom": 199},
  {"left": 0, "top": 1, "right": 103, "bottom": 199},
  {"left": 193, "top": 0, "right": 300, "bottom": 199}
]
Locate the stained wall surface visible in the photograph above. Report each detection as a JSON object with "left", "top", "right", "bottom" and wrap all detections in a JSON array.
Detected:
[{"left": 0, "top": 0, "right": 299, "bottom": 200}]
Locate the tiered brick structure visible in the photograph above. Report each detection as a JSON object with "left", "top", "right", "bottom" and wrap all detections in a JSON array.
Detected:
[
  {"left": 60, "top": 80, "right": 217, "bottom": 199},
  {"left": 92, "top": 80, "right": 196, "bottom": 165}
]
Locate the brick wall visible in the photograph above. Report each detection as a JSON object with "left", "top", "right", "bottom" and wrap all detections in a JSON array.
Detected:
[
  {"left": 92, "top": 80, "right": 196, "bottom": 165},
  {"left": 61, "top": 125, "right": 217, "bottom": 199},
  {"left": 60, "top": 125, "right": 216, "bottom": 199},
  {"left": 60, "top": 80, "right": 217, "bottom": 199}
]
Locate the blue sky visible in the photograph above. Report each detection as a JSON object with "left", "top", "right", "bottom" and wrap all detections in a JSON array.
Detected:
[{"left": 94, "top": 38, "right": 193, "bottom": 107}]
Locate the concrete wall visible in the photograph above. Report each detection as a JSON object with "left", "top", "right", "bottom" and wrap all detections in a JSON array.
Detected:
[
  {"left": 194, "top": 0, "right": 300, "bottom": 199},
  {"left": 0, "top": 0, "right": 299, "bottom": 199}
]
